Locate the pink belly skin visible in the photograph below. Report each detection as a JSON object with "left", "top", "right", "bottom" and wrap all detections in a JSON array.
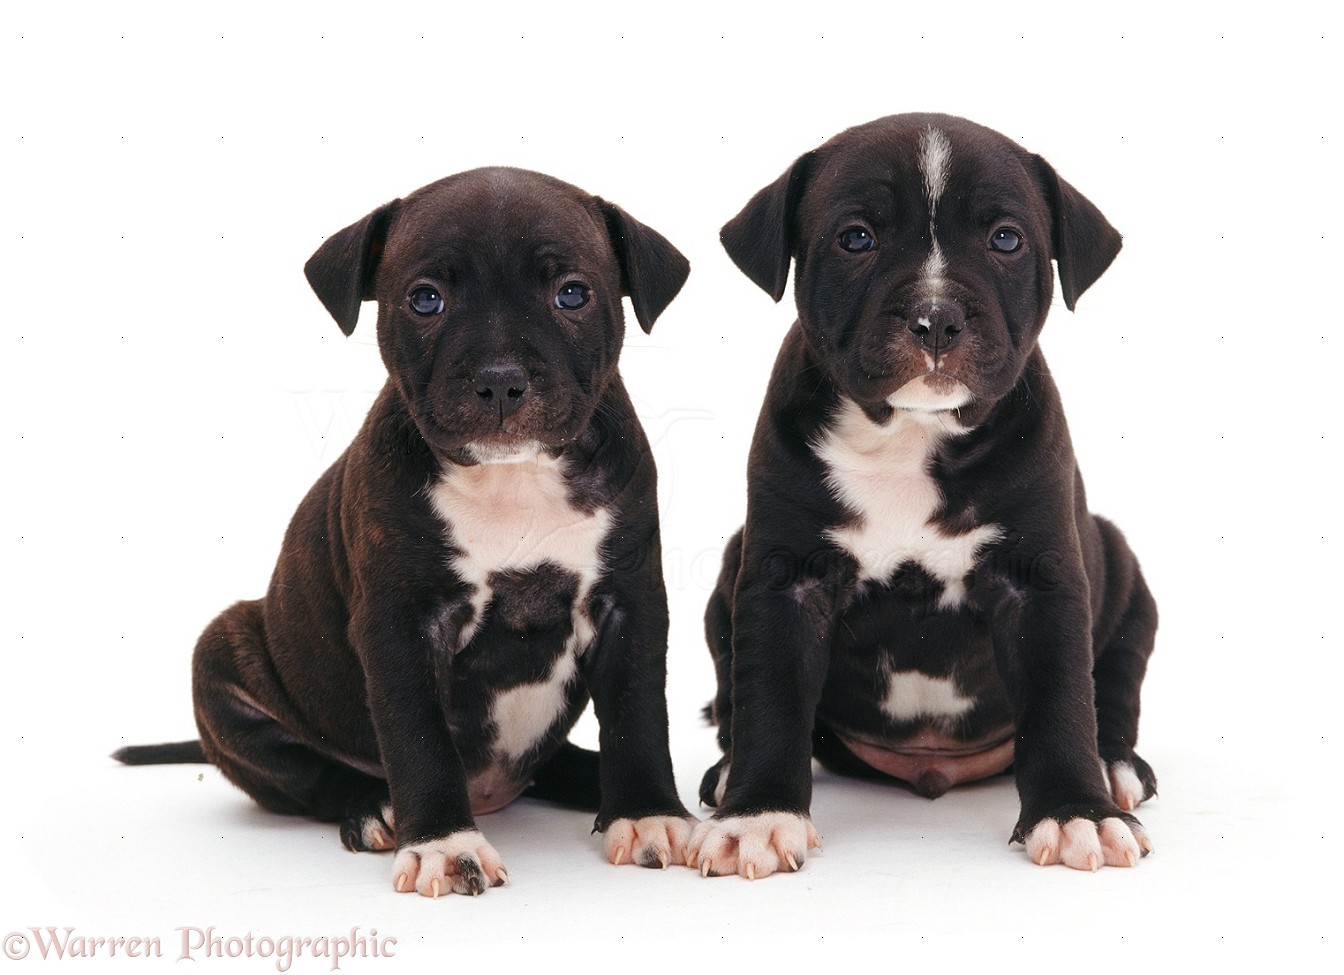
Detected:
[
  {"left": 468, "top": 765, "right": 527, "bottom": 815},
  {"left": 837, "top": 729, "right": 1015, "bottom": 798}
]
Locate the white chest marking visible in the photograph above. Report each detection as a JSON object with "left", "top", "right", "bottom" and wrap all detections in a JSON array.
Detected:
[
  {"left": 428, "top": 453, "right": 610, "bottom": 635},
  {"left": 881, "top": 671, "right": 975, "bottom": 724},
  {"left": 427, "top": 453, "right": 610, "bottom": 760},
  {"left": 918, "top": 125, "right": 953, "bottom": 298},
  {"left": 814, "top": 399, "right": 1001, "bottom": 608}
]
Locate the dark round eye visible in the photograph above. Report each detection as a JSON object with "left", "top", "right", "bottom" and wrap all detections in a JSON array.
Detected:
[
  {"left": 408, "top": 286, "right": 444, "bottom": 316},
  {"left": 555, "top": 281, "right": 591, "bottom": 310},
  {"left": 989, "top": 227, "right": 1023, "bottom": 253},
  {"left": 839, "top": 226, "right": 876, "bottom": 253}
]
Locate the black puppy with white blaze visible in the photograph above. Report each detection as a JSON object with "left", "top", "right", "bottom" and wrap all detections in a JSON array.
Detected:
[
  {"left": 692, "top": 114, "right": 1158, "bottom": 876},
  {"left": 116, "top": 168, "right": 695, "bottom": 896}
]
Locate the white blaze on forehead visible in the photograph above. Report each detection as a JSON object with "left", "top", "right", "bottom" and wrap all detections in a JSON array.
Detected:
[
  {"left": 918, "top": 125, "right": 953, "bottom": 292},
  {"left": 921, "top": 239, "right": 948, "bottom": 282},
  {"left": 919, "top": 126, "right": 952, "bottom": 214}
]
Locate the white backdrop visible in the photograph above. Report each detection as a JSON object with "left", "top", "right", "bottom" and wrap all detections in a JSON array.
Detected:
[{"left": 1, "top": 1, "right": 1336, "bottom": 970}]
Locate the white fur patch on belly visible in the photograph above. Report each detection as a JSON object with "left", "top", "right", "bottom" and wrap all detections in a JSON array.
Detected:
[
  {"left": 881, "top": 670, "right": 975, "bottom": 723},
  {"left": 489, "top": 652, "right": 579, "bottom": 762},
  {"left": 813, "top": 398, "right": 1000, "bottom": 608}
]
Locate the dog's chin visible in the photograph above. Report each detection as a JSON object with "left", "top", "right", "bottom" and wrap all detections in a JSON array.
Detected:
[
  {"left": 462, "top": 439, "right": 546, "bottom": 465},
  {"left": 424, "top": 399, "right": 596, "bottom": 466},
  {"left": 886, "top": 373, "right": 973, "bottom": 412}
]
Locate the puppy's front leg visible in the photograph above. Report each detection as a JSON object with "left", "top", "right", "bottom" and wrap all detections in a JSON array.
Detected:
[
  {"left": 984, "top": 574, "right": 1153, "bottom": 871},
  {"left": 689, "top": 553, "right": 843, "bottom": 879},
  {"left": 584, "top": 538, "right": 696, "bottom": 869},
  {"left": 354, "top": 602, "right": 507, "bottom": 897}
]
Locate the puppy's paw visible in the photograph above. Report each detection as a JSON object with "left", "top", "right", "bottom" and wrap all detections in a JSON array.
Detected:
[
  {"left": 391, "top": 831, "right": 507, "bottom": 897},
  {"left": 603, "top": 815, "right": 698, "bottom": 869},
  {"left": 1021, "top": 815, "right": 1152, "bottom": 870},
  {"left": 1101, "top": 753, "right": 1158, "bottom": 811},
  {"left": 697, "top": 757, "right": 729, "bottom": 808},
  {"left": 686, "top": 812, "right": 821, "bottom": 880},
  {"left": 340, "top": 800, "right": 396, "bottom": 853}
]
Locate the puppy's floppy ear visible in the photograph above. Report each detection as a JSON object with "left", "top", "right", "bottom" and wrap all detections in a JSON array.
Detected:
[
  {"left": 1035, "top": 157, "right": 1122, "bottom": 311},
  {"left": 303, "top": 200, "right": 400, "bottom": 336},
  {"left": 720, "top": 151, "right": 813, "bottom": 302},
  {"left": 598, "top": 201, "right": 690, "bottom": 334}
]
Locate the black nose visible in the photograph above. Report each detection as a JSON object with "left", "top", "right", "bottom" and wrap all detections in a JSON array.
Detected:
[
  {"left": 474, "top": 363, "right": 529, "bottom": 418},
  {"left": 907, "top": 301, "right": 966, "bottom": 352}
]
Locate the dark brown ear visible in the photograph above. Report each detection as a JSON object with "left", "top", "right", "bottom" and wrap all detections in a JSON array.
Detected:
[
  {"left": 720, "top": 152, "right": 814, "bottom": 302},
  {"left": 599, "top": 201, "right": 690, "bottom": 334},
  {"left": 1035, "top": 158, "right": 1122, "bottom": 311},
  {"left": 303, "top": 200, "right": 400, "bottom": 335}
]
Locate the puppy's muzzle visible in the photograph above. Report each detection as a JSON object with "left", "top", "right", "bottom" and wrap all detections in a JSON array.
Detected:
[
  {"left": 906, "top": 300, "right": 965, "bottom": 353},
  {"left": 474, "top": 362, "right": 530, "bottom": 419}
]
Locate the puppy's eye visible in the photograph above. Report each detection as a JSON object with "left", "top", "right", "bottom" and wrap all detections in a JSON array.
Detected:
[
  {"left": 408, "top": 286, "right": 445, "bottom": 316},
  {"left": 555, "top": 282, "right": 591, "bottom": 310},
  {"left": 989, "top": 228, "right": 1023, "bottom": 253},
  {"left": 839, "top": 226, "right": 876, "bottom": 253}
]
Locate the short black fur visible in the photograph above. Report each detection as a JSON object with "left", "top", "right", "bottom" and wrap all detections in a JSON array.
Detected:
[
  {"left": 702, "top": 114, "right": 1158, "bottom": 869},
  {"left": 117, "top": 168, "right": 692, "bottom": 884}
]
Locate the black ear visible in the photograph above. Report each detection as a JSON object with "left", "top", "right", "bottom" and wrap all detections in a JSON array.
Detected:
[
  {"left": 598, "top": 201, "right": 690, "bottom": 334},
  {"left": 1035, "top": 158, "right": 1122, "bottom": 311},
  {"left": 720, "top": 152, "right": 813, "bottom": 302},
  {"left": 303, "top": 200, "right": 399, "bottom": 336}
]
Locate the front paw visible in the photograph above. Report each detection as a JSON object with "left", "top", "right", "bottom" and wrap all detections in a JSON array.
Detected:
[
  {"left": 1016, "top": 808, "right": 1153, "bottom": 871},
  {"left": 391, "top": 831, "right": 508, "bottom": 897},
  {"left": 687, "top": 812, "right": 821, "bottom": 880},
  {"left": 603, "top": 815, "right": 698, "bottom": 869}
]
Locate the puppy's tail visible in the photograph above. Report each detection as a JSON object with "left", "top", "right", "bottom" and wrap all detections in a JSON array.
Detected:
[
  {"left": 523, "top": 741, "right": 600, "bottom": 812},
  {"left": 111, "top": 740, "right": 208, "bottom": 765}
]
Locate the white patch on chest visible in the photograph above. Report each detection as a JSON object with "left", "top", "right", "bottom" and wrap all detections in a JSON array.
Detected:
[
  {"left": 427, "top": 453, "right": 610, "bottom": 761},
  {"left": 813, "top": 398, "right": 1001, "bottom": 608},
  {"left": 881, "top": 670, "right": 975, "bottom": 724}
]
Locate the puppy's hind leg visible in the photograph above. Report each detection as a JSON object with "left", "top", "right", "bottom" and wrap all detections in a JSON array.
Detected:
[
  {"left": 698, "top": 529, "right": 742, "bottom": 808},
  {"left": 523, "top": 740, "right": 601, "bottom": 811},
  {"left": 337, "top": 789, "right": 396, "bottom": 852},
  {"left": 192, "top": 599, "right": 391, "bottom": 851},
  {"left": 1091, "top": 520, "right": 1159, "bottom": 812}
]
